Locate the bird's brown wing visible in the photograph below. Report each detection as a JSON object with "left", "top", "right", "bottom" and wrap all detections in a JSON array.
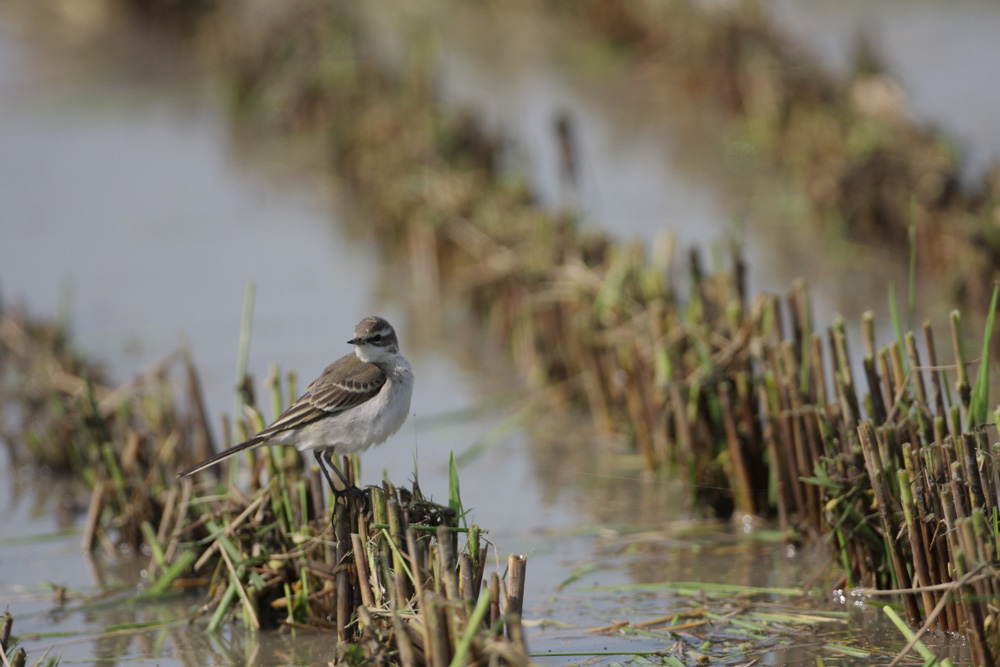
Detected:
[
  {"left": 254, "top": 353, "right": 387, "bottom": 437},
  {"left": 177, "top": 353, "right": 386, "bottom": 478}
]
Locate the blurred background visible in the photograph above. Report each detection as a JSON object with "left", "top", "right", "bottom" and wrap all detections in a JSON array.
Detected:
[{"left": 2, "top": 0, "right": 998, "bottom": 664}]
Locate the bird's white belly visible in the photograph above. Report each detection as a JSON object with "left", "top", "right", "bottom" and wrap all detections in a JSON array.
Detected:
[{"left": 278, "top": 366, "right": 413, "bottom": 455}]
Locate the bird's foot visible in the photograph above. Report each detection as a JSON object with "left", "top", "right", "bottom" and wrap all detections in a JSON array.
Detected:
[{"left": 333, "top": 484, "right": 368, "bottom": 506}]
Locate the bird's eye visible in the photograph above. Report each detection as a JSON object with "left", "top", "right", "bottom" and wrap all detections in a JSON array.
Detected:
[{"left": 372, "top": 334, "right": 382, "bottom": 343}]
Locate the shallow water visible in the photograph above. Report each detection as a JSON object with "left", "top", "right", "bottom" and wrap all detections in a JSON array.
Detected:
[
  {"left": 772, "top": 0, "right": 1000, "bottom": 180},
  {"left": 0, "top": 2, "right": 987, "bottom": 665}
]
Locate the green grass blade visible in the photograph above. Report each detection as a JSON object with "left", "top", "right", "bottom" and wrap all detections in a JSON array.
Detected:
[
  {"left": 449, "top": 585, "right": 493, "bottom": 667},
  {"left": 448, "top": 450, "right": 465, "bottom": 528},
  {"left": 206, "top": 580, "right": 239, "bottom": 633},
  {"left": 888, "top": 283, "right": 908, "bottom": 376},
  {"left": 577, "top": 581, "right": 804, "bottom": 596},
  {"left": 141, "top": 551, "right": 197, "bottom": 598},
  {"left": 380, "top": 527, "right": 415, "bottom": 585},
  {"left": 969, "top": 282, "right": 999, "bottom": 427},
  {"left": 883, "top": 605, "right": 936, "bottom": 663},
  {"left": 908, "top": 222, "right": 917, "bottom": 333},
  {"left": 556, "top": 562, "right": 599, "bottom": 591},
  {"left": 824, "top": 644, "right": 871, "bottom": 658},
  {"left": 140, "top": 521, "right": 167, "bottom": 570}
]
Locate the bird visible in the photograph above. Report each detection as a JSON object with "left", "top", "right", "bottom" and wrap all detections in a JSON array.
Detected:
[{"left": 178, "top": 316, "right": 414, "bottom": 497}]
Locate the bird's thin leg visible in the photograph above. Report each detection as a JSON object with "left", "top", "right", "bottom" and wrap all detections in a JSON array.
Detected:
[
  {"left": 325, "top": 449, "right": 353, "bottom": 490},
  {"left": 314, "top": 449, "right": 339, "bottom": 496},
  {"left": 323, "top": 449, "right": 366, "bottom": 502}
]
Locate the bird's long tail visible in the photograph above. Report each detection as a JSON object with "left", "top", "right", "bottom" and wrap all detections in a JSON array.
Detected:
[{"left": 177, "top": 435, "right": 267, "bottom": 478}]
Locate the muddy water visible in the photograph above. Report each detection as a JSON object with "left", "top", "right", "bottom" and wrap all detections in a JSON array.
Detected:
[{"left": 0, "top": 3, "right": 987, "bottom": 665}]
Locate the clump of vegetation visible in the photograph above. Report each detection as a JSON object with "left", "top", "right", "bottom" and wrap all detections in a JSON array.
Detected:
[
  {"left": 0, "top": 302, "right": 531, "bottom": 665},
  {"left": 170, "top": 456, "right": 529, "bottom": 665}
]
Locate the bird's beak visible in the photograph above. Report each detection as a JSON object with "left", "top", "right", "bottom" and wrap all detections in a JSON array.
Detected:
[{"left": 348, "top": 337, "right": 362, "bottom": 345}]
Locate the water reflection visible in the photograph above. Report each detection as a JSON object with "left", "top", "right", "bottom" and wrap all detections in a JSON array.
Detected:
[{"left": 182, "top": 626, "right": 334, "bottom": 667}]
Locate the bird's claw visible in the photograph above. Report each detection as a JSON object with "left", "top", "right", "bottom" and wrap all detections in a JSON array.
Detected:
[{"left": 333, "top": 484, "right": 368, "bottom": 506}]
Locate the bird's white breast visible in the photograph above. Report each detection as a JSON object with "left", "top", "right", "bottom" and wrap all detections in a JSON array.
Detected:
[{"left": 288, "top": 358, "right": 414, "bottom": 455}]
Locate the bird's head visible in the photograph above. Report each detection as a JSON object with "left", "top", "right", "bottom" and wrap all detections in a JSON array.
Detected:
[{"left": 349, "top": 316, "right": 400, "bottom": 365}]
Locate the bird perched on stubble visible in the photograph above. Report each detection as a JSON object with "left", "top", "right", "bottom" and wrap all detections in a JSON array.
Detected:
[{"left": 177, "top": 316, "right": 414, "bottom": 495}]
